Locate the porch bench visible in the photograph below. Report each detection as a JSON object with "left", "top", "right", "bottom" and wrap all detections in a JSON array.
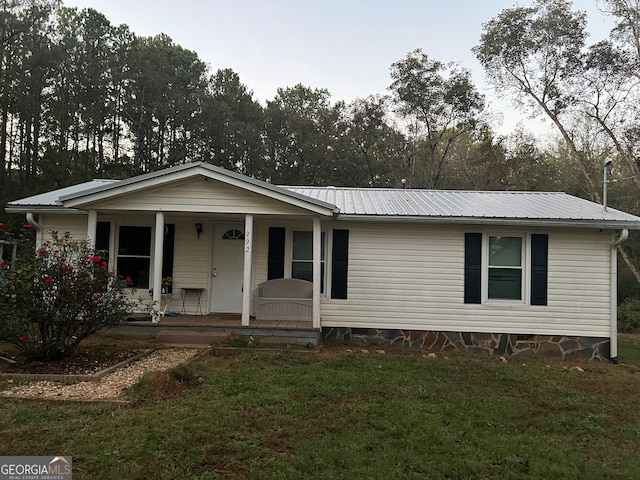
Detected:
[{"left": 254, "top": 278, "right": 313, "bottom": 321}]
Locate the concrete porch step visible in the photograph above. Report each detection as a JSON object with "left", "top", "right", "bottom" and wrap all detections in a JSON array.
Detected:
[{"left": 156, "top": 330, "right": 231, "bottom": 347}]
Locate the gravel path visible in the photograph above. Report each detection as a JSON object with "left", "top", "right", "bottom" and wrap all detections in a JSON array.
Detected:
[{"left": 0, "top": 348, "right": 201, "bottom": 400}]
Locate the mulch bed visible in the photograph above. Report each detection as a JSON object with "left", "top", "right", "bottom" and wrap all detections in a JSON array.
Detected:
[{"left": 0, "top": 333, "right": 158, "bottom": 376}]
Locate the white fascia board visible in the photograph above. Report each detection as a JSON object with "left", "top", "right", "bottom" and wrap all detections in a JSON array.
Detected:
[
  {"left": 335, "top": 214, "right": 640, "bottom": 230},
  {"left": 4, "top": 205, "right": 85, "bottom": 214}
]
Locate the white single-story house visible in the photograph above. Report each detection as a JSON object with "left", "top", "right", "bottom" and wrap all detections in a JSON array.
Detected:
[{"left": 6, "top": 162, "right": 640, "bottom": 361}]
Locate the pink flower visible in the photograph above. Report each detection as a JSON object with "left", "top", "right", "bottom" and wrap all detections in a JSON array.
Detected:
[
  {"left": 101, "top": 261, "right": 108, "bottom": 267},
  {"left": 38, "top": 248, "right": 47, "bottom": 255},
  {"left": 91, "top": 255, "right": 101, "bottom": 263},
  {"left": 53, "top": 249, "right": 59, "bottom": 254},
  {"left": 23, "top": 223, "right": 32, "bottom": 229},
  {"left": 126, "top": 276, "right": 132, "bottom": 283},
  {"left": 20, "top": 335, "right": 27, "bottom": 341},
  {"left": 44, "top": 277, "right": 53, "bottom": 284},
  {"left": 0, "top": 222, "right": 4, "bottom": 228},
  {"left": 1, "top": 260, "right": 5, "bottom": 266}
]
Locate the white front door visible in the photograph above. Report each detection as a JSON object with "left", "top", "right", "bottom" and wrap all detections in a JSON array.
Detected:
[{"left": 210, "top": 224, "right": 245, "bottom": 313}]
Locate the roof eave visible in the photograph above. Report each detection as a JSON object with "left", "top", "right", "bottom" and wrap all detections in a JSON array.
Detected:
[
  {"left": 335, "top": 214, "right": 640, "bottom": 229},
  {"left": 5, "top": 205, "right": 84, "bottom": 214}
]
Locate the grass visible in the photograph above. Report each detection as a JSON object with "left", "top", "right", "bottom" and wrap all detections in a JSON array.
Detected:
[{"left": 1, "top": 338, "right": 639, "bottom": 479}]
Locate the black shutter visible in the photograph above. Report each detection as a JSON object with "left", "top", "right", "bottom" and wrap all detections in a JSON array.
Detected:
[
  {"left": 162, "top": 224, "right": 175, "bottom": 292},
  {"left": 331, "top": 229, "right": 349, "bottom": 299},
  {"left": 464, "top": 233, "right": 482, "bottom": 304},
  {"left": 268, "top": 227, "right": 286, "bottom": 280},
  {"left": 95, "top": 221, "right": 110, "bottom": 253},
  {"left": 530, "top": 234, "right": 548, "bottom": 305}
]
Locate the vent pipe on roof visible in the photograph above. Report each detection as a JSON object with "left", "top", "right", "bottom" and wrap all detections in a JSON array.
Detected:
[{"left": 603, "top": 159, "right": 612, "bottom": 212}]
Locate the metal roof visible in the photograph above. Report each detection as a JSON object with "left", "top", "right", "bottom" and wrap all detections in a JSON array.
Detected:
[
  {"left": 6, "top": 172, "right": 640, "bottom": 229},
  {"left": 6, "top": 180, "right": 117, "bottom": 211},
  {"left": 285, "top": 187, "right": 640, "bottom": 229}
]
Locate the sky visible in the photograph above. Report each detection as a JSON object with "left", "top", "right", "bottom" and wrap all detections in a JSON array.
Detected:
[{"left": 63, "top": 0, "right": 616, "bottom": 137}]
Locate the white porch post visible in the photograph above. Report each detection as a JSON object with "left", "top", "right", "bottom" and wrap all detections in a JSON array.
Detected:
[
  {"left": 152, "top": 212, "right": 165, "bottom": 323},
  {"left": 241, "top": 214, "right": 254, "bottom": 326},
  {"left": 312, "top": 216, "right": 321, "bottom": 329},
  {"left": 87, "top": 210, "right": 97, "bottom": 249}
]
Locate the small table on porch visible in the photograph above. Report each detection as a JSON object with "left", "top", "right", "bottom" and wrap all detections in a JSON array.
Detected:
[{"left": 180, "top": 287, "right": 204, "bottom": 316}]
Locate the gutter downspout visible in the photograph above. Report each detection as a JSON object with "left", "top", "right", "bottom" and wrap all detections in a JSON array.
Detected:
[
  {"left": 610, "top": 229, "right": 629, "bottom": 364},
  {"left": 26, "top": 213, "right": 43, "bottom": 249}
]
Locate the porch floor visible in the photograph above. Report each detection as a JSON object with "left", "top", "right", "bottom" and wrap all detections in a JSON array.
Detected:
[
  {"left": 156, "top": 313, "right": 315, "bottom": 330},
  {"left": 110, "top": 313, "right": 319, "bottom": 346}
]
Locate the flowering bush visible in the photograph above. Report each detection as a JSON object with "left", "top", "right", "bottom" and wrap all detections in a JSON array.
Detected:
[{"left": 0, "top": 231, "right": 133, "bottom": 361}]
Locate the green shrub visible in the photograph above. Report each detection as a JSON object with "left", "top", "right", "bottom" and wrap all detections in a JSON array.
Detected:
[
  {"left": 618, "top": 297, "right": 640, "bottom": 333},
  {"left": 0, "top": 231, "right": 133, "bottom": 361}
]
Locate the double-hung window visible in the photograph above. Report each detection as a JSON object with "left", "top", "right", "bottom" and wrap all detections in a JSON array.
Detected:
[
  {"left": 464, "top": 232, "right": 548, "bottom": 305},
  {"left": 292, "top": 231, "right": 325, "bottom": 292},
  {"left": 487, "top": 235, "right": 523, "bottom": 300},
  {"left": 117, "top": 226, "right": 151, "bottom": 288}
]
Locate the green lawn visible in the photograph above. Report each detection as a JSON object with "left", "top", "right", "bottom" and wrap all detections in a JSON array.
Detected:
[{"left": 1, "top": 338, "right": 639, "bottom": 480}]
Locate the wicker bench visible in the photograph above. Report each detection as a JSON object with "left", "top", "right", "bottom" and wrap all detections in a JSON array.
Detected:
[{"left": 254, "top": 278, "right": 313, "bottom": 321}]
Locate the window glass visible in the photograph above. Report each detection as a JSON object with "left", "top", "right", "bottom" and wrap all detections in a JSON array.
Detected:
[
  {"left": 293, "top": 231, "right": 312, "bottom": 261},
  {"left": 489, "top": 236, "right": 521, "bottom": 266},
  {"left": 118, "top": 226, "right": 151, "bottom": 256},
  {"left": 222, "top": 229, "right": 244, "bottom": 240},
  {"left": 292, "top": 231, "right": 325, "bottom": 292},
  {"left": 117, "top": 226, "right": 151, "bottom": 288},
  {"left": 488, "top": 268, "right": 522, "bottom": 300},
  {"left": 117, "top": 257, "right": 150, "bottom": 288},
  {"left": 488, "top": 236, "right": 522, "bottom": 300}
]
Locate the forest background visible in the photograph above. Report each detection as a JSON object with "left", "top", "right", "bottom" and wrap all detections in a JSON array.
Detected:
[{"left": 1, "top": 0, "right": 640, "bottom": 306}]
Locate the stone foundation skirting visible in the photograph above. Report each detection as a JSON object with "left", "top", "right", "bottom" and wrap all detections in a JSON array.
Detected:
[{"left": 321, "top": 327, "right": 611, "bottom": 361}]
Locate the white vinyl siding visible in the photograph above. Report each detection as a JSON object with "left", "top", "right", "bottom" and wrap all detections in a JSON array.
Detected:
[
  {"left": 320, "top": 223, "right": 613, "bottom": 338},
  {"left": 90, "top": 178, "right": 312, "bottom": 215},
  {"left": 40, "top": 214, "right": 89, "bottom": 242},
  {"left": 167, "top": 217, "right": 210, "bottom": 314}
]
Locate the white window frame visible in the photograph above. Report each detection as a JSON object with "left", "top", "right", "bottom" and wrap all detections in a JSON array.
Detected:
[
  {"left": 482, "top": 232, "right": 530, "bottom": 305},
  {"left": 284, "top": 227, "right": 327, "bottom": 295},
  {"left": 115, "top": 222, "right": 156, "bottom": 290}
]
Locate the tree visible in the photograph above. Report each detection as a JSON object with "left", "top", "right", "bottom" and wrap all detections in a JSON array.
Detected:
[
  {"left": 263, "top": 84, "right": 342, "bottom": 185},
  {"left": 198, "top": 68, "right": 264, "bottom": 176},
  {"left": 389, "top": 48, "right": 485, "bottom": 188},
  {"left": 124, "top": 34, "right": 209, "bottom": 172},
  {"left": 332, "top": 95, "right": 407, "bottom": 187},
  {"left": 473, "top": 0, "right": 602, "bottom": 199}
]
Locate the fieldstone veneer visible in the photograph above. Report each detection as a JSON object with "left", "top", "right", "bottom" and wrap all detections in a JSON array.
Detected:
[{"left": 322, "top": 328, "right": 611, "bottom": 362}]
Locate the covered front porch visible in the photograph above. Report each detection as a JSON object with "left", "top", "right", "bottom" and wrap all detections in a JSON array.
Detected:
[{"left": 54, "top": 163, "right": 339, "bottom": 330}]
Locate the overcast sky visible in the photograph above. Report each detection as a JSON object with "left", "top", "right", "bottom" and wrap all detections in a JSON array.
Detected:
[{"left": 63, "top": 0, "right": 615, "bottom": 137}]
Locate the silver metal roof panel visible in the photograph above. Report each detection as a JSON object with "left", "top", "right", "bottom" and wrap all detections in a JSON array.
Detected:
[
  {"left": 6, "top": 180, "right": 117, "bottom": 211},
  {"left": 285, "top": 187, "right": 640, "bottom": 229}
]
